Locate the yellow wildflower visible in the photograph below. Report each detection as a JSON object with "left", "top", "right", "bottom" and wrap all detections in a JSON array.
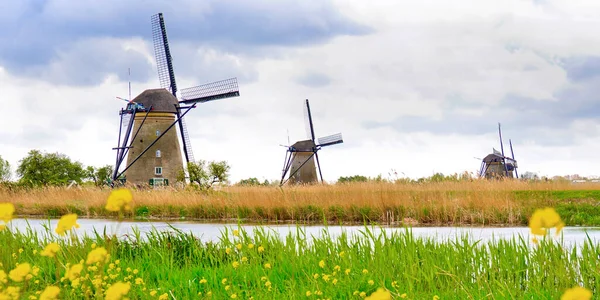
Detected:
[
  {"left": 529, "top": 207, "right": 565, "bottom": 237},
  {"left": 158, "top": 293, "right": 169, "bottom": 300},
  {"left": 200, "top": 278, "right": 207, "bottom": 284},
  {"left": 231, "top": 294, "right": 237, "bottom": 299},
  {"left": 362, "top": 269, "right": 369, "bottom": 274},
  {"left": 105, "top": 188, "right": 133, "bottom": 212},
  {"left": 39, "top": 286, "right": 60, "bottom": 300},
  {"left": 561, "top": 286, "right": 592, "bottom": 300},
  {"left": 86, "top": 247, "right": 109, "bottom": 265},
  {"left": 248, "top": 243, "right": 254, "bottom": 249},
  {"left": 236, "top": 243, "right": 242, "bottom": 250},
  {"left": 226, "top": 248, "right": 231, "bottom": 255},
  {"left": 306, "top": 291, "right": 312, "bottom": 296},
  {"left": 365, "top": 288, "right": 391, "bottom": 300},
  {"left": 319, "top": 260, "right": 325, "bottom": 268},
  {"left": 264, "top": 263, "right": 271, "bottom": 269},
  {"left": 135, "top": 278, "right": 144, "bottom": 285},
  {"left": 55, "top": 213, "right": 80, "bottom": 236},
  {"left": 150, "top": 290, "right": 157, "bottom": 296},
  {"left": 345, "top": 269, "right": 351, "bottom": 275},
  {"left": 233, "top": 229, "right": 239, "bottom": 236},
  {"left": 360, "top": 292, "right": 367, "bottom": 297},
  {"left": 258, "top": 246, "right": 264, "bottom": 253},
  {"left": 105, "top": 281, "right": 131, "bottom": 300},
  {"left": 433, "top": 296, "right": 440, "bottom": 300},
  {"left": 339, "top": 251, "right": 345, "bottom": 257},
  {"left": 0, "top": 270, "right": 7, "bottom": 284},
  {"left": 232, "top": 261, "right": 240, "bottom": 269},
  {"left": 368, "top": 279, "right": 374, "bottom": 285},
  {"left": 40, "top": 242, "right": 60, "bottom": 258},
  {"left": 241, "top": 256, "right": 248, "bottom": 262},
  {"left": 0, "top": 203, "right": 15, "bottom": 223},
  {"left": 9, "top": 263, "right": 31, "bottom": 282},
  {"left": 64, "top": 263, "right": 83, "bottom": 281},
  {"left": 400, "top": 294, "right": 407, "bottom": 298}
]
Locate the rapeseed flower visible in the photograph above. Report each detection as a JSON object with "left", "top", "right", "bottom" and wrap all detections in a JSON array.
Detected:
[
  {"left": 39, "top": 286, "right": 60, "bottom": 300},
  {"left": 365, "top": 288, "right": 391, "bottom": 300},
  {"left": 40, "top": 242, "right": 60, "bottom": 258},
  {"left": 105, "top": 281, "right": 131, "bottom": 300},
  {"left": 529, "top": 207, "right": 565, "bottom": 238},
  {"left": 561, "top": 286, "right": 592, "bottom": 300},
  {"left": 64, "top": 263, "right": 83, "bottom": 281},
  {"left": 0, "top": 270, "right": 7, "bottom": 284},
  {"left": 0, "top": 203, "right": 14, "bottom": 223},
  {"left": 86, "top": 247, "right": 109, "bottom": 265},
  {"left": 9, "top": 263, "right": 31, "bottom": 282},
  {"left": 106, "top": 188, "right": 133, "bottom": 212},
  {"left": 55, "top": 214, "right": 80, "bottom": 236}
]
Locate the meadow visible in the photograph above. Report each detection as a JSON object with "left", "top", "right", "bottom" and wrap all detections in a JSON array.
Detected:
[
  {"left": 3, "top": 180, "right": 600, "bottom": 226},
  {"left": 0, "top": 186, "right": 597, "bottom": 299}
]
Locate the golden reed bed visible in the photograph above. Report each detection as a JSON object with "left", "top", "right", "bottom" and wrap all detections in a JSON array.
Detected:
[{"left": 2, "top": 180, "right": 600, "bottom": 225}]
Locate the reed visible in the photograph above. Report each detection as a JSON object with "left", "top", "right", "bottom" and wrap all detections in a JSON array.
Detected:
[{"left": 3, "top": 180, "right": 600, "bottom": 225}]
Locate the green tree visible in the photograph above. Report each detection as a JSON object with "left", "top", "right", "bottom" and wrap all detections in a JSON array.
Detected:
[
  {"left": 16, "top": 150, "right": 86, "bottom": 187},
  {"left": 177, "top": 160, "right": 231, "bottom": 190},
  {"left": 85, "top": 165, "right": 114, "bottom": 187},
  {"left": 337, "top": 175, "right": 369, "bottom": 184},
  {"left": 0, "top": 155, "right": 10, "bottom": 182}
]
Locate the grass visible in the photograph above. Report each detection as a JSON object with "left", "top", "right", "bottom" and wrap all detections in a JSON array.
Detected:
[
  {"left": 3, "top": 180, "right": 600, "bottom": 226},
  {"left": 0, "top": 222, "right": 597, "bottom": 299}
]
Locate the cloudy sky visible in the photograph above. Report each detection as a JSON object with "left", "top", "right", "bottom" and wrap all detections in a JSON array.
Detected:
[{"left": 1, "top": 0, "right": 600, "bottom": 183}]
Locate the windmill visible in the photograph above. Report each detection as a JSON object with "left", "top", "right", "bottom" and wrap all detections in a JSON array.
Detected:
[
  {"left": 279, "top": 99, "right": 343, "bottom": 186},
  {"left": 110, "top": 12, "right": 240, "bottom": 187},
  {"left": 478, "top": 123, "right": 519, "bottom": 179}
]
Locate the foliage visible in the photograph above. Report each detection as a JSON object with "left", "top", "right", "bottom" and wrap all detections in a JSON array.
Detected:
[
  {"left": 0, "top": 155, "right": 10, "bottom": 182},
  {"left": 16, "top": 150, "right": 87, "bottom": 187},
  {"left": 236, "top": 177, "right": 271, "bottom": 186},
  {"left": 176, "top": 160, "right": 231, "bottom": 191},
  {"left": 85, "top": 165, "right": 114, "bottom": 187},
  {"left": 337, "top": 175, "right": 369, "bottom": 184}
]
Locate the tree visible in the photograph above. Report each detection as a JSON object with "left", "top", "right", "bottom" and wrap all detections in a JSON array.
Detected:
[
  {"left": 85, "top": 165, "right": 114, "bottom": 187},
  {"left": 176, "top": 160, "right": 231, "bottom": 190},
  {"left": 0, "top": 155, "right": 10, "bottom": 182},
  {"left": 337, "top": 175, "right": 369, "bottom": 184},
  {"left": 16, "top": 150, "right": 87, "bottom": 187}
]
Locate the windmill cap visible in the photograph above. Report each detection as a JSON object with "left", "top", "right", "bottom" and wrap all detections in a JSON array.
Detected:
[{"left": 131, "top": 88, "right": 179, "bottom": 113}]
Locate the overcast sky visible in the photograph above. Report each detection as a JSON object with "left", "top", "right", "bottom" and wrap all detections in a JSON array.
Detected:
[{"left": 1, "top": 0, "right": 600, "bottom": 183}]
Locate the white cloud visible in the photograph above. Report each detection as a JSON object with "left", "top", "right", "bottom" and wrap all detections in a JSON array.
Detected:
[{"left": 2, "top": 0, "right": 600, "bottom": 183}]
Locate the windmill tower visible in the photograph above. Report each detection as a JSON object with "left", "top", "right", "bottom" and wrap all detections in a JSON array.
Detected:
[
  {"left": 478, "top": 123, "right": 519, "bottom": 179},
  {"left": 111, "top": 12, "right": 240, "bottom": 187},
  {"left": 280, "top": 99, "right": 343, "bottom": 186}
]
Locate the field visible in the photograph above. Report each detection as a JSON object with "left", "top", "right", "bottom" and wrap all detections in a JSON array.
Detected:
[
  {"left": 3, "top": 180, "right": 600, "bottom": 226},
  {"left": 0, "top": 214, "right": 596, "bottom": 299},
  {"left": 1, "top": 182, "right": 598, "bottom": 299}
]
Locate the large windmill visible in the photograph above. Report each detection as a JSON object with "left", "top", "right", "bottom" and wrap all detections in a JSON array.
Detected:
[
  {"left": 111, "top": 12, "right": 240, "bottom": 187},
  {"left": 478, "top": 123, "right": 519, "bottom": 179},
  {"left": 279, "top": 99, "right": 343, "bottom": 186}
]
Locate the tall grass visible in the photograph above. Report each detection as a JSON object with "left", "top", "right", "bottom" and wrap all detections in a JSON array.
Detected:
[
  {"left": 3, "top": 180, "right": 600, "bottom": 225},
  {"left": 1, "top": 223, "right": 597, "bottom": 299}
]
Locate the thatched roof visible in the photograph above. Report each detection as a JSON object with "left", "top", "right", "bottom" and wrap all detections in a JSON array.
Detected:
[{"left": 131, "top": 88, "right": 179, "bottom": 113}]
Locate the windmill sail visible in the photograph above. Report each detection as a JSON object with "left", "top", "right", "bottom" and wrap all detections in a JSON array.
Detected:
[
  {"left": 179, "top": 78, "right": 240, "bottom": 104},
  {"left": 151, "top": 13, "right": 177, "bottom": 95},
  {"left": 318, "top": 133, "right": 343, "bottom": 147},
  {"left": 179, "top": 116, "right": 195, "bottom": 163}
]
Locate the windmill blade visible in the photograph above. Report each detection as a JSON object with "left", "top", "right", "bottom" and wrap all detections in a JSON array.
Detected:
[
  {"left": 509, "top": 139, "right": 519, "bottom": 178},
  {"left": 151, "top": 13, "right": 177, "bottom": 95},
  {"left": 303, "top": 99, "right": 316, "bottom": 141},
  {"left": 317, "top": 133, "right": 343, "bottom": 147},
  {"left": 179, "top": 78, "right": 240, "bottom": 104}
]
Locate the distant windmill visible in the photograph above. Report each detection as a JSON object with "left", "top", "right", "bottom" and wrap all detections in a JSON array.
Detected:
[
  {"left": 279, "top": 99, "right": 343, "bottom": 186},
  {"left": 478, "top": 123, "right": 519, "bottom": 179},
  {"left": 111, "top": 12, "right": 240, "bottom": 187}
]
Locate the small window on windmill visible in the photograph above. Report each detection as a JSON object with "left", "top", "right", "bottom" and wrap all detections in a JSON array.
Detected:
[
  {"left": 156, "top": 150, "right": 161, "bottom": 158},
  {"left": 155, "top": 167, "right": 162, "bottom": 175},
  {"left": 156, "top": 130, "right": 160, "bottom": 136}
]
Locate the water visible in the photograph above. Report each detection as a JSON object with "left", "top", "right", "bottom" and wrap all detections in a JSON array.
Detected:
[{"left": 6, "top": 218, "right": 600, "bottom": 247}]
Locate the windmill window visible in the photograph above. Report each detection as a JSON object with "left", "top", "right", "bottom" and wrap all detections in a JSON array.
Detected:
[
  {"left": 156, "top": 130, "right": 160, "bottom": 136},
  {"left": 156, "top": 150, "right": 161, "bottom": 157},
  {"left": 155, "top": 167, "right": 162, "bottom": 175}
]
